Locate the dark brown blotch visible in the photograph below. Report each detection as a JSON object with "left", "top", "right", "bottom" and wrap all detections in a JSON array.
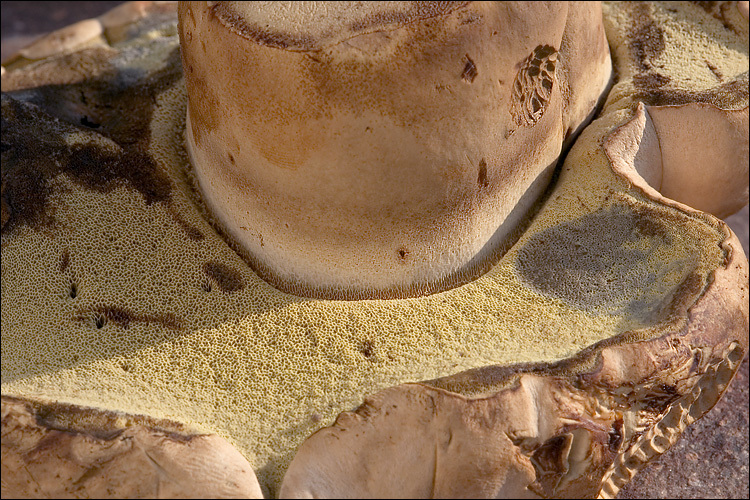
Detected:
[
  {"left": 203, "top": 261, "right": 245, "bottom": 293},
  {"left": 628, "top": 4, "right": 666, "bottom": 71},
  {"left": 634, "top": 73, "right": 748, "bottom": 108},
  {"left": 532, "top": 434, "right": 571, "bottom": 475},
  {"left": 693, "top": 1, "right": 738, "bottom": 32},
  {"left": 1, "top": 182, "right": 9, "bottom": 230},
  {"left": 1, "top": 47, "right": 182, "bottom": 235},
  {"left": 170, "top": 210, "right": 204, "bottom": 241},
  {"left": 633, "top": 72, "right": 671, "bottom": 89},
  {"left": 76, "top": 305, "right": 182, "bottom": 330},
  {"left": 478, "top": 158, "right": 489, "bottom": 188},
  {"left": 705, "top": 60, "right": 723, "bottom": 81}
]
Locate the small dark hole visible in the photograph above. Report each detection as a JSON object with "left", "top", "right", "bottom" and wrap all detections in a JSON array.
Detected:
[
  {"left": 80, "top": 116, "right": 100, "bottom": 128},
  {"left": 69, "top": 282, "right": 78, "bottom": 299},
  {"left": 360, "top": 340, "right": 374, "bottom": 358},
  {"left": 201, "top": 280, "right": 212, "bottom": 293},
  {"left": 95, "top": 314, "right": 106, "bottom": 329}
]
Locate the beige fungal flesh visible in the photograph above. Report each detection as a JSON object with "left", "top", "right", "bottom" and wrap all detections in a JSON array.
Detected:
[{"left": 1, "top": 1, "right": 748, "bottom": 498}]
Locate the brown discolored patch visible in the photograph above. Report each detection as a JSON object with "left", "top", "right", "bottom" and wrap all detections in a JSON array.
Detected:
[
  {"left": 461, "top": 54, "right": 478, "bottom": 83},
  {"left": 1, "top": 46, "right": 183, "bottom": 235},
  {"left": 59, "top": 249, "right": 71, "bottom": 273},
  {"left": 70, "top": 146, "right": 171, "bottom": 204},
  {"left": 478, "top": 158, "right": 489, "bottom": 188},
  {"left": 202, "top": 261, "right": 245, "bottom": 293},
  {"left": 631, "top": 205, "right": 671, "bottom": 239},
  {"left": 532, "top": 434, "right": 571, "bottom": 473},
  {"left": 705, "top": 60, "right": 724, "bottom": 81},
  {"left": 628, "top": 3, "right": 666, "bottom": 71},
  {"left": 169, "top": 210, "right": 204, "bottom": 241},
  {"left": 76, "top": 305, "right": 182, "bottom": 331},
  {"left": 510, "top": 45, "right": 557, "bottom": 127},
  {"left": 634, "top": 73, "right": 749, "bottom": 109},
  {"left": 633, "top": 72, "right": 671, "bottom": 89},
  {"left": 354, "top": 399, "right": 379, "bottom": 420}
]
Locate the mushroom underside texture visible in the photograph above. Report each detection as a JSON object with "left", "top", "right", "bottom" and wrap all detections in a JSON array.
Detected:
[{"left": 1, "top": 1, "right": 749, "bottom": 499}]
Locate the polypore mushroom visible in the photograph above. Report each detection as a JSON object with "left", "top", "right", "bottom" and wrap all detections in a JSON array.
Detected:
[{"left": 1, "top": 1, "right": 748, "bottom": 499}]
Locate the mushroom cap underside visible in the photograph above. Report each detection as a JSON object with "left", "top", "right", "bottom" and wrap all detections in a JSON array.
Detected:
[{"left": 1, "top": 1, "right": 749, "bottom": 498}]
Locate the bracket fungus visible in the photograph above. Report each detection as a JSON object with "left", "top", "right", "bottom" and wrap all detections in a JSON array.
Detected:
[{"left": 1, "top": 1, "right": 748, "bottom": 498}]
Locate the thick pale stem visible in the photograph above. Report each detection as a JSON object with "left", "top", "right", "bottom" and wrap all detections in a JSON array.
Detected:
[{"left": 179, "top": 1, "right": 611, "bottom": 299}]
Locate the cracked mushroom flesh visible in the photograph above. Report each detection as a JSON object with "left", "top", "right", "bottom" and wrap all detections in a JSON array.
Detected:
[{"left": 1, "top": 1, "right": 748, "bottom": 498}]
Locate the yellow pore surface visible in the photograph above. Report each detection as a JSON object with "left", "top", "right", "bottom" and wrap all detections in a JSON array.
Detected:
[{"left": 0, "top": 2, "right": 733, "bottom": 491}]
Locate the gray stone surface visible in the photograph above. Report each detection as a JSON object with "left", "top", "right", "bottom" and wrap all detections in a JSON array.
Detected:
[{"left": 2, "top": 3, "right": 748, "bottom": 499}]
